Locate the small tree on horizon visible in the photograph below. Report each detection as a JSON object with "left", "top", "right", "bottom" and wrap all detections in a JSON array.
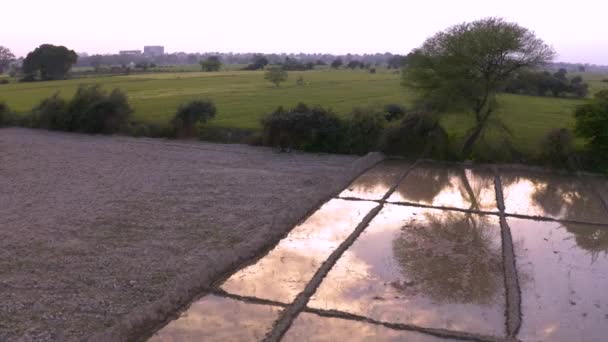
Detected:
[
  {"left": 264, "top": 66, "right": 288, "bottom": 87},
  {"left": 403, "top": 17, "right": 555, "bottom": 158},
  {"left": 200, "top": 56, "right": 222, "bottom": 72}
]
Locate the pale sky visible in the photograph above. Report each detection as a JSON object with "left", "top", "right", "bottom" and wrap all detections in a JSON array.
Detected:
[{"left": 4, "top": 0, "right": 607, "bottom": 64}]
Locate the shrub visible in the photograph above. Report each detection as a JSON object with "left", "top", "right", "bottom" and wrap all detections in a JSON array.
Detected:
[
  {"left": 32, "top": 93, "right": 69, "bottom": 130},
  {"left": 67, "top": 85, "right": 133, "bottom": 134},
  {"left": 574, "top": 90, "right": 608, "bottom": 159},
  {"left": 0, "top": 79, "right": 9, "bottom": 85},
  {"left": 383, "top": 104, "right": 407, "bottom": 121},
  {"left": 261, "top": 103, "right": 343, "bottom": 152},
  {"left": 380, "top": 112, "right": 448, "bottom": 159},
  {"left": 539, "top": 128, "right": 575, "bottom": 168},
  {"left": 28, "top": 85, "right": 132, "bottom": 133},
  {"left": 345, "top": 107, "right": 386, "bottom": 154},
  {"left": 369, "top": 68, "right": 377, "bottom": 74},
  {"left": 171, "top": 100, "right": 216, "bottom": 138}
]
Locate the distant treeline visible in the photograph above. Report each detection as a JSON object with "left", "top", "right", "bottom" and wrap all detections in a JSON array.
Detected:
[
  {"left": 73, "top": 52, "right": 408, "bottom": 69},
  {"left": 504, "top": 69, "right": 589, "bottom": 98},
  {"left": 547, "top": 62, "right": 608, "bottom": 74}
]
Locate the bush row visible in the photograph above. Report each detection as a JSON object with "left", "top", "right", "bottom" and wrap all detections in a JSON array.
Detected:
[
  {"left": 2, "top": 85, "right": 607, "bottom": 172},
  {"left": 259, "top": 101, "right": 608, "bottom": 172},
  {"left": 260, "top": 102, "right": 450, "bottom": 159},
  {"left": 4, "top": 85, "right": 218, "bottom": 139},
  {"left": 17, "top": 85, "right": 133, "bottom": 134}
]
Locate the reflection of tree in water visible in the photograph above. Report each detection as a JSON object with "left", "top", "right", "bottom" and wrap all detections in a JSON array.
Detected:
[
  {"left": 391, "top": 212, "right": 503, "bottom": 305},
  {"left": 349, "top": 175, "right": 395, "bottom": 196},
  {"left": 458, "top": 169, "right": 495, "bottom": 211},
  {"left": 394, "top": 166, "right": 450, "bottom": 203},
  {"left": 503, "top": 173, "right": 608, "bottom": 261},
  {"left": 565, "top": 224, "right": 608, "bottom": 262},
  {"left": 395, "top": 165, "right": 493, "bottom": 211},
  {"left": 347, "top": 161, "right": 407, "bottom": 197},
  {"left": 531, "top": 181, "right": 591, "bottom": 218}
]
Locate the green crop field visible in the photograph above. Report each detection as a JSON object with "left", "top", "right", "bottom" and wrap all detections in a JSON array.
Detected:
[{"left": 1, "top": 69, "right": 607, "bottom": 153}]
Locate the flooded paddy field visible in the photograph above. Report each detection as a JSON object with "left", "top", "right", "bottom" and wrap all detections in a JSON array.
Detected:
[
  {"left": 152, "top": 160, "right": 608, "bottom": 342},
  {"left": 0, "top": 128, "right": 366, "bottom": 341}
]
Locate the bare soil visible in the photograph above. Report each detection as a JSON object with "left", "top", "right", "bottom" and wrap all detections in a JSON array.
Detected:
[{"left": 0, "top": 128, "right": 370, "bottom": 341}]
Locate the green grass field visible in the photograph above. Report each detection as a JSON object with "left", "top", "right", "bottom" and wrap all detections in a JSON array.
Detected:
[{"left": 2, "top": 69, "right": 607, "bottom": 153}]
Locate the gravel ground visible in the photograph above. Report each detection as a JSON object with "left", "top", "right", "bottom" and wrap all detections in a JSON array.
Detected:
[{"left": 0, "top": 128, "right": 369, "bottom": 341}]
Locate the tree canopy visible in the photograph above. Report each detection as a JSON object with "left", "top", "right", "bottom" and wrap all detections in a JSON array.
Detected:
[
  {"left": 0, "top": 46, "right": 15, "bottom": 73},
  {"left": 402, "top": 17, "right": 555, "bottom": 157},
  {"left": 22, "top": 44, "right": 78, "bottom": 81}
]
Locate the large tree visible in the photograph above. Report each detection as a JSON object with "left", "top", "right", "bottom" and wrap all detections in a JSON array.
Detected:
[
  {"left": 0, "top": 46, "right": 15, "bottom": 73},
  {"left": 403, "top": 18, "right": 555, "bottom": 157},
  {"left": 22, "top": 44, "right": 78, "bottom": 81}
]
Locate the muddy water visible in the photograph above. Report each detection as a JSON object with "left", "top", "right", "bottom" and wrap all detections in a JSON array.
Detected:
[
  {"left": 387, "top": 163, "right": 497, "bottom": 211},
  {"left": 283, "top": 312, "right": 453, "bottom": 342},
  {"left": 510, "top": 218, "right": 608, "bottom": 342},
  {"left": 308, "top": 205, "right": 506, "bottom": 335},
  {"left": 339, "top": 160, "right": 410, "bottom": 200},
  {"left": 500, "top": 170, "right": 608, "bottom": 224},
  {"left": 148, "top": 295, "right": 281, "bottom": 341},
  {"left": 148, "top": 162, "right": 608, "bottom": 342},
  {"left": 221, "top": 199, "right": 378, "bottom": 303}
]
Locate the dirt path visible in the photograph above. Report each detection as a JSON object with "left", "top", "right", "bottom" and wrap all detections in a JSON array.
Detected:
[{"left": 0, "top": 128, "right": 381, "bottom": 341}]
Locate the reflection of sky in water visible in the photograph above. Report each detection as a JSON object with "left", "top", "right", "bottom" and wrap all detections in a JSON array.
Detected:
[
  {"left": 149, "top": 295, "right": 280, "bottom": 342},
  {"left": 501, "top": 172, "right": 608, "bottom": 224},
  {"left": 339, "top": 160, "right": 410, "bottom": 200},
  {"left": 153, "top": 164, "right": 608, "bottom": 342},
  {"left": 284, "top": 312, "right": 448, "bottom": 342},
  {"left": 387, "top": 165, "right": 497, "bottom": 211},
  {"left": 510, "top": 218, "right": 608, "bottom": 342},
  {"left": 309, "top": 205, "right": 505, "bottom": 335},
  {"left": 221, "top": 199, "right": 378, "bottom": 303}
]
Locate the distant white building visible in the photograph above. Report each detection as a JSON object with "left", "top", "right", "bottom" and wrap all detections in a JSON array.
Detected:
[
  {"left": 144, "top": 46, "right": 164, "bottom": 57},
  {"left": 119, "top": 50, "right": 142, "bottom": 56}
]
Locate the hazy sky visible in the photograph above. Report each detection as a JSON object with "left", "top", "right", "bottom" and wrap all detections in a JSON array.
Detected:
[{"left": 4, "top": 0, "right": 607, "bottom": 64}]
